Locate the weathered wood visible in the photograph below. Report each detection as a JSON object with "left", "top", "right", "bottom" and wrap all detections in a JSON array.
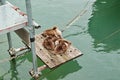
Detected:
[
  {"left": 38, "top": 65, "right": 47, "bottom": 72},
  {"left": 35, "top": 34, "right": 83, "bottom": 69}
]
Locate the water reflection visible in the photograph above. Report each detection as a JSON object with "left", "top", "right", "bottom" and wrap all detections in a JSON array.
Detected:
[
  {"left": 88, "top": 0, "right": 120, "bottom": 53},
  {"left": 40, "top": 60, "right": 82, "bottom": 80},
  {"left": 0, "top": 59, "right": 20, "bottom": 80},
  {"left": 0, "top": 52, "right": 82, "bottom": 80},
  {"left": 9, "top": 59, "right": 19, "bottom": 80},
  {"left": 0, "top": 41, "right": 6, "bottom": 44}
]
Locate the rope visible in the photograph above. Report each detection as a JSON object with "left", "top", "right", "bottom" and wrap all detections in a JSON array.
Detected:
[
  {"left": 62, "top": 0, "right": 91, "bottom": 32},
  {"left": 95, "top": 29, "right": 120, "bottom": 45}
]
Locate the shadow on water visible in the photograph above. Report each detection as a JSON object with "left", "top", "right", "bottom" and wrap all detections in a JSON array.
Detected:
[
  {"left": 26, "top": 50, "right": 82, "bottom": 80},
  {"left": 64, "top": 32, "right": 83, "bottom": 38},
  {"left": 9, "top": 59, "right": 19, "bottom": 80},
  {"left": 0, "top": 51, "right": 82, "bottom": 80},
  {"left": 88, "top": 0, "right": 120, "bottom": 53},
  {"left": 40, "top": 60, "right": 82, "bottom": 80},
  {"left": 0, "top": 51, "right": 30, "bottom": 80}
]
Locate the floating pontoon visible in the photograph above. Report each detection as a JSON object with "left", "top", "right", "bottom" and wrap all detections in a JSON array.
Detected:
[{"left": 0, "top": 0, "right": 82, "bottom": 79}]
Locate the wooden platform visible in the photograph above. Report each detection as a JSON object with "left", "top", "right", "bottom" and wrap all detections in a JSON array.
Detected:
[{"left": 35, "top": 34, "right": 83, "bottom": 69}]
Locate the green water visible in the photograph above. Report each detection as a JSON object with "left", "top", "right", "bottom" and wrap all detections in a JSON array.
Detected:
[{"left": 0, "top": 0, "right": 120, "bottom": 80}]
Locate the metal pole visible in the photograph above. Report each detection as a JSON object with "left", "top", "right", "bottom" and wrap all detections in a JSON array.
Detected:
[
  {"left": 7, "top": 33, "right": 12, "bottom": 49},
  {"left": 1, "top": 0, "right": 5, "bottom": 4},
  {"left": 1, "top": 0, "right": 12, "bottom": 53},
  {"left": 25, "top": 0, "right": 38, "bottom": 76}
]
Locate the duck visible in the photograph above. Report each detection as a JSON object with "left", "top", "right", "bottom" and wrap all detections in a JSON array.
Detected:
[
  {"left": 41, "top": 26, "right": 62, "bottom": 38},
  {"left": 42, "top": 37, "right": 55, "bottom": 51},
  {"left": 54, "top": 39, "right": 71, "bottom": 54}
]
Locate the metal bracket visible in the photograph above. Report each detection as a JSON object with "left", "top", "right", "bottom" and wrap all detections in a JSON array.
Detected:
[
  {"left": 8, "top": 47, "right": 28, "bottom": 57},
  {"left": 33, "top": 21, "right": 41, "bottom": 29},
  {"left": 29, "top": 65, "right": 47, "bottom": 79}
]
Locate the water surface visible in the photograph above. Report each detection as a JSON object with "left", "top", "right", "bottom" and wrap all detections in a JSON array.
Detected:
[{"left": 0, "top": 0, "right": 120, "bottom": 80}]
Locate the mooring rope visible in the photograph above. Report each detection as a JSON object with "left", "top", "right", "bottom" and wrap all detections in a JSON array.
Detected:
[
  {"left": 62, "top": 0, "right": 91, "bottom": 32},
  {"left": 95, "top": 29, "right": 120, "bottom": 45}
]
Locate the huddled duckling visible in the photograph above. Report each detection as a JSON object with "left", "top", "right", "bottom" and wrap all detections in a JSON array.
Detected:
[
  {"left": 42, "top": 26, "right": 71, "bottom": 54},
  {"left": 41, "top": 26, "right": 62, "bottom": 38},
  {"left": 54, "top": 39, "right": 71, "bottom": 54}
]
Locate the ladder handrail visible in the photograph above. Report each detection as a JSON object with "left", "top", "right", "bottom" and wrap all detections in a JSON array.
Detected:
[{"left": 25, "top": 0, "right": 38, "bottom": 76}]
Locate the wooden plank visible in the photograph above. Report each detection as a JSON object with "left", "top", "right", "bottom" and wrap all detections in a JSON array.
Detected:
[{"left": 35, "top": 34, "right": 83, "bottom": 69}]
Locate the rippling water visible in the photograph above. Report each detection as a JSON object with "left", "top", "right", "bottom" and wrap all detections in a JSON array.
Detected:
[{"left": 0, "top": 0, "right": 120, "bottom": 80}]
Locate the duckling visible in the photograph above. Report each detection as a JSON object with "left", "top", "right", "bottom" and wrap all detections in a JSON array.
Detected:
[
  {"left": 42, "top": 37, "right": 55, "bottom": 51},
  {"left": 54, "top": 39, "right": 71, "bottom": 54},
  {"left": 41, "top": 26, "right": 62, "bottom": 38}
]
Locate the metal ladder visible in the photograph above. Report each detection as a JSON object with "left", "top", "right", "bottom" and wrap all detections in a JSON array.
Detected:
[
  {"left": 0, "top": 0, "right": 39, "bottom": 78},
  {"left": 0, "top": 0, "right": 83, "bottom": 79}
]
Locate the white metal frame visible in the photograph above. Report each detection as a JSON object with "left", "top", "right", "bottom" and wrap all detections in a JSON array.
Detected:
[
  {"left": 0, "top": 0, "right": 39, "bottom": 78},
  {"left": 25, "top": 0, "right": 39, "bottom": 77},
  {"left": 0, "top": 0, "right": 83, "bottom": 79}
]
